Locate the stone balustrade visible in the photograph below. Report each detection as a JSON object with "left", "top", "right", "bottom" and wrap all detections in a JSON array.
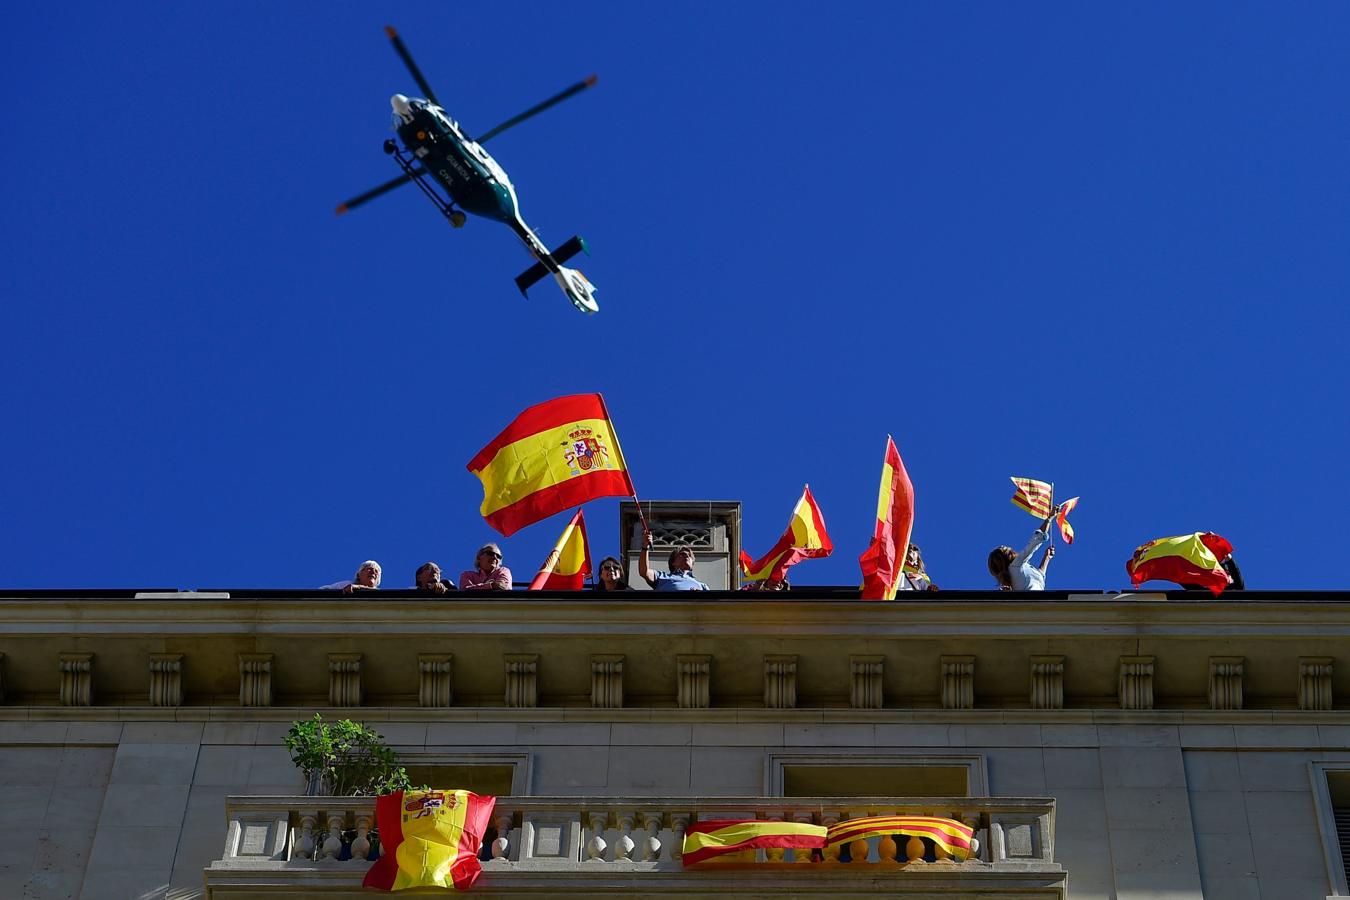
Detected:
[{"left": 205, "top": 795, "right": 1062, "bottom": 896}]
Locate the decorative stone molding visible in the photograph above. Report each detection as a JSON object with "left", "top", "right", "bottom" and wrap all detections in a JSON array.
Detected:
[
  {"left": 505, "top": 654, "right": 538, "bottom": 708},
  {"left": 940, "top": 656, "right": 974, "bottom": 710},
  {"left": 418, "top": 654, "right": 453, "bottom": 708},
  {"left": 676, "top": 654, "right": 710, "bottom": 709},
  {"left": 1300, "top": 657, "right": 1334, "bottom": 711},
  {"left": 850, "top": 655, "right": 884, "bottom": 709},
  {"left": 764, "top": 654, "right": 797, "bottom": 709},
  {"left": 59, "top": 652, "right": 92, "bottom": 707},
  {"left": 238, "top": 653, "right": 273, "bottom": 708},
  {"left": 590, "top": 654, "right": 624, "bottom": 709},
  {"left": 1208, "top": 656, "right": 1244, "bottom": 710},
  {"left": 149, "top": 652, "right": 183, "bottom": 707},
  {"left": 328, "top": 653, "right": 363, "bottom": 707},
  {"left": 1118, "top": 656, "right": 1154, "bottom": 710},
  {"left": 1029, "top": 655, "right": 1064, "bottom": 710}
]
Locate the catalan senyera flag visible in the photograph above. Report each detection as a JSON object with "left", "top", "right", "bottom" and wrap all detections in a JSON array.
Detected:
[
  {"left": 682, "top": 819, "right": 827, "bottom": 866},
  {"left": 1056, "top": 496, "right": 1080, "bottom": 544},
  {"left": 858, "top": 436, "right": 914, "bottom": 601},
  {"left": 826, "top": 815, "right": 974, "bottom": 861},
  {"left": 467, "top": 394, "right": 634, "bottom": 537},
  {"left": 739, "top": 485, "right": 833, "bottom": 583},
  {"left": 362, "top": 789, "right": 495, "bottom": 892},
  {"left": 528, "top": 509, "right": 592, "bottom": 591},
  {"left": 1126, "top": 532, "right": 1234, "bottom": 596},
  {"left": 1010, "top": 477, "right": 1054, "bottom": 518}
]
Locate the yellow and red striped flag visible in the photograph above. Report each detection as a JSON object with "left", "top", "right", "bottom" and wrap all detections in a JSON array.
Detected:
[
  {"left": 1056, "top": 496, "right": 1080, "bottom": 544},
  {"left": 1126, "top": 532, "right": 1233, "bottom": 596},
  {"left": 363, "top": 789, "right": 495, "bottom": 891},
  {"left": 682, "top": 819, "right": 827, "bottom": 866},
  {"left": 859, "top": 436, "right": 914, "bottom": 601},
  {"left": 739, "top": 485, "right": 833, "bottom": 583},
  {"left": 826, "top": 815, "right": 974, "bottom": 861},
  {"left": 467, "top": 394, "right": 634, "bottom": 537},
  {"left": 1009, "top": 476, "right": 1054, "bottom": 518},
  {"left": 528, "top": 510, "right": 592, "bottom": 590}
]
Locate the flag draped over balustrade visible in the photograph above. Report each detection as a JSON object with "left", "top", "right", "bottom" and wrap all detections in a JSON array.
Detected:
[
  {"left": 528, "top": 509, "right": 592, "bottom": 590},
  {"left": 739, "top": 485, "right": 833, "bottom": 583},
  {"left": 466, "top": 394, "right": 634, "bottom": 536},
  {"left": 682, "top": 819, "right": 828, "bottom": 866},
  {"left": 1126, "top": 532, "right": 1234, "bottom": 595},
  {"left": 858, "top": 436, "right": 914, "bottom": 600},
  {"left": 363, "top": 789, "right": 495, "bottom": 892},
  {"left": 825, "top": 815, "right": 974, "bottom": 861}
]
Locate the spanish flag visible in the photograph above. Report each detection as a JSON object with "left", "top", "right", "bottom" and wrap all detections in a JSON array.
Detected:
[
  {"left": 1010, "top": 477, "right": 1054, "bottom": 518},
  {"left": 1126, "top": 532, "right": 1234, "bottom": 596},
  {"left": 859, "top": 436, "right": 914, "bottom": 601},
  {"left": 682, "top": 819, "right": 827, "bottom": 866},
  {"left": 1056, "top": 496, "right": 1079, "bottom": 544},
  {"left": 363, "top": 789, "right": 495, "bottom": 892},
  {"left": 467, "top": 394, "right": 634, "bottom": 537},
  {"left": 739, "top": 485, "right": 833, "bottom": 583},
  {"left": 528, "top": 510, "right": 592, "bottom": 591},
  {"left": 826, "top": 815, "right": 974, "bottom": 861}
]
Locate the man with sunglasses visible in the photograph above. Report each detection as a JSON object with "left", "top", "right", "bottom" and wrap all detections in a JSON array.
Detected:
[{"left": 459, "top": 543, "right": 513, "bottom": 590}]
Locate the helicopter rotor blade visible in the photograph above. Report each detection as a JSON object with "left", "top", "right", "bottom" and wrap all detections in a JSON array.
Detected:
[
  {"left": 384, "top": 25, "right": 441, "bottom": 107},
  {"left": 335, "top": 170, "right": 423, "bottom": 215},
  {"left": 475, "top": 75, "right": 598, "bottom": 143}
]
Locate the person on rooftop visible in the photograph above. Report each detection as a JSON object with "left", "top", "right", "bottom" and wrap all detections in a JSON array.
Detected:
[
  {"left": 593, "top": 556, "right": 631, "bottom": 592},
  {"left": 638, "top": 535, "right": 709, "bottom": 591},
  {"left": 897, "top": 544, "right": 939, "bottom": 592},
  {"left": 414, "top": 562, "right": 456, "bottom": 594},
  {"left": 459, "top": 543, "right": 513, "bottom": 591},
  {"left": 320, "top": 560, "right": 381, "bottom": 594},
  {"left": 988, "top": 507, "right": 1061, "bottom": 591}
]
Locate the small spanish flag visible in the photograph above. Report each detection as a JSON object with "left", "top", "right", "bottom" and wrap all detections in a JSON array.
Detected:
[
  {"left": 362, "top": 789, "right": 495, "bottom": 892},
  {"left": 682, "top": 819, "right": 827, "bottom": 866},
  {"left": 1126, "top": 532, "right": 1234, "bottom": 596},
  {"left": 859, "top": 436, "right": 914, "bottom": 601},
  {"left": 1010, "top": 477, "right": 1054, "bottom": 518},
  {"left": 1056, "top": 496, "right": 1079, "bottom": 544},
  {"left": 739, "top": 485, "right": 833, "bottom": 583},
  {"left": 826, "top": 815, "right": 974, "bottom": 861},
  {"left": 528, "top": 509, "right": 592, "bottom": 591},
  {"left": 467, "top": 394, "right": 634, "bottom": 537}
]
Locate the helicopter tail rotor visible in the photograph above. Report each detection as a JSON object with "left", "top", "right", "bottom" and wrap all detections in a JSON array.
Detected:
[{"left": 514, "top": 236, "right": 589, "bottom": 296}]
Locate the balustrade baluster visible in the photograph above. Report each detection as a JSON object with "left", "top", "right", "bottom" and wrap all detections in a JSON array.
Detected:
[
  {"left": 614, "top": 813, "right": 635, "bottom": 862},
  {"left": 641, "top": 812, "right": 663, "bottom": 862},
  {"left": 492, "top": 813, "right": 513, "bottom": 859},
  {"left": 904, "top": 835, "right": 926, "bottom": 864},
  {"left": 669, "top": 814, "right": 690, "bottom": 863},
  {"left": 764, "top": 813, "right": 786, "bottom": 863},
  {"left": 293, "top": 812, "right": 317, "bottom": 860},
  {"left": 878, "top": 833, "right": 898, "bottom": 864},
  {"left": 821, "top": 814, "right": 841, "bottom": 864},
  {"left": 350, "top": 814, "right": 372, "bottom": 861},
  {"left": 320, "top": 813, "right": 344, "bottom": 860},
  {"left": 586, "top": 811, "right": 609, "bottom": 861},
  {"left": 791, "top": 812, "right": 816, "bottom": 863}
]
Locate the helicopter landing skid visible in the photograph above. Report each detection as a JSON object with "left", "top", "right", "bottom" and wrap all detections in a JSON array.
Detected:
[{"left": 383, "top": 141, "right": 466, "bottom": 228}]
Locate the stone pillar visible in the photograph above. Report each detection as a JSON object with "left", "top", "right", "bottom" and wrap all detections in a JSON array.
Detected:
[
  {"left": 591, "top": 654, "right": 624, "bottom": 709},
  {"left": 59, "top": 652, "right": 92, "bottom": 707},
  {"left": 1208, "top": 656, "right": 1244, "bottom": 710},
  {"left": 1299, "top": 657, "right": 1334, "bottom": 711},
  {"left": 764, "top": 654, "right": 797, "bottom": 709},
  {"left": 941, "top": 656, "right": 974, "bottom": 710},
  {"left": 239, "top": 653, "right": 273, "bottom": 707},
  {"left": 149, "top": 652, "right": 183, "bottom": 707},
  {"left": 418, "top": 654, "right": 453, "bottom": 707},
  {"left": 328, "top": 653, "right": 362, "bottom": 707},
  {"left": 1119, "top": 656, "right": 1155, "bottom": 710},
  {"left": 850, "top": 655, "right": 884, "bottom": 709},
  {"left": 505, "top": 654, "right": 538, "bottom": 708},
  {"left": 1029, "top": 655, "right": 1065, "bottom": 710},
  {"left": 677, "top": 654, "right": 710, "bottom": 709}
]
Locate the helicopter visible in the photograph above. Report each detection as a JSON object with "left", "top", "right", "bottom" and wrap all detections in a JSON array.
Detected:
[{"left": 337, "top": 26, "right": 600, "bottom": 314}]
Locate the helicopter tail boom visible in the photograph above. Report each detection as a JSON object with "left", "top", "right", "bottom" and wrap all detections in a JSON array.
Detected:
[{"left": 514, "top": 235, "right": 589, "bottom": 296}]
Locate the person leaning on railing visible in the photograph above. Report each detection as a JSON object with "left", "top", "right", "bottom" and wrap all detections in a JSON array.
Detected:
[
  {"left": 414, "top": 562, "right": 457, "bottom": 594},
  {"left": 319, "top": 560, "right": 382, "bottom": 593},
  {"left": 459, "top": 543, "right": 513, "bottom": 591},
  {"left": 593, "top": 557, "right": 631, "bottom": 592},
  {"left": 896, "top": 544, "right": 939, "bottom": 592}
]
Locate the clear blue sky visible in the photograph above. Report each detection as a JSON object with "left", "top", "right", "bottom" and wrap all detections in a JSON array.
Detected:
[{"left": 3, "top": 2, "right": 1347, "bottom": 590}]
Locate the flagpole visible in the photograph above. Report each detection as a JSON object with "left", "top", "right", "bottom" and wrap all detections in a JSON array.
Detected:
[
  {"left": 595, "top": 392, "right": 650, "bottom": 539},
  {"left": 1048, "top": 482, "right": 1055, "bottom": 548}
]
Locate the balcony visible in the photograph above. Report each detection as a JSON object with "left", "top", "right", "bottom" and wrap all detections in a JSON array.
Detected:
[{"left": 204, "top": 795, "right": 1064, "bottom": 897}]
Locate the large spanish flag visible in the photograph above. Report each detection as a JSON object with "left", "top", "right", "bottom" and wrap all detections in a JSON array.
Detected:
[
  {"left": 739, "top": 485, "right": 833, "bottom": 583},
  {"left": 858, "top": 436, "right": 914, "bottom": 601},
  {"left": 1126, "top": 532, "right": 1234, "bottom": 596},
  {"left": 682, "top": 819, "right": 827, "bottom": 866},
  {"left": 528, "top": 510, "right": 592, "bottom": 590},
  {"left": 467, "top": 394, "right": 634, "bottom": 536},
  {"left": 826, "top": 815, "right": 974, "bottom": 861},
  {"left": 363, "top": 789, "right": 495, "bottom": 892}
]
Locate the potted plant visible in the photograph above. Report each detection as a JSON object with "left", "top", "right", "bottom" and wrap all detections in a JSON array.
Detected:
[{"left": 284, "top": 713, "right": 414, "bottom": 796}]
